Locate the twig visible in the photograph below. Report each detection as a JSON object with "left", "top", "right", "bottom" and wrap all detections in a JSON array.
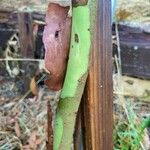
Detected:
[
  {"left": 115, "top": 22, "right": 122, "bottom": 75},
  {"left": 114, "top": 39, "right": 129, "bottom": 120},
  {"left": 0, "top": 58, "right": 44, "bottom": 62},
  {"left": 47, "top": 99, "right": 53, "bottom": 150}
]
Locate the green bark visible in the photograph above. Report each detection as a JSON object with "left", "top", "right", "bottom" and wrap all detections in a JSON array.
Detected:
[{"left": 53, "top": 5, "right": 91, "bottom": 150}]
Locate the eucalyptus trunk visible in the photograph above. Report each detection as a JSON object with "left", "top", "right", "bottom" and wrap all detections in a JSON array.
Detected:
[{"left": 53, "top": 1, "right": 96, "bottom": 149}]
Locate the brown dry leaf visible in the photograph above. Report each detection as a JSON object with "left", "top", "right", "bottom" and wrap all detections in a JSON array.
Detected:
[
  {"left": 12, "top": 107, "right": 20, "bottom": 117},
  {"left": 15, "top": 121, "right": 21, "bottom": 137},
  {"left": 29, "top": 131, "right": 37, "bottom": 149},
  {"left": 33, "top": 23, "right": 39, "bottom": 37},
  {"left": 22, "top": 145, "right": 31, "bottom": 150},
  {"left": 116, "top": 9, "right": 133, "bottom": 21},
  {"left": 30, "top": 77, "right": 38, "bottom": 96},
  {"left": 28, "top": 131, "right": 42, "bottom": 149},
  {"left": 35, "top": 138, "right": 43, "bottom": 145}
]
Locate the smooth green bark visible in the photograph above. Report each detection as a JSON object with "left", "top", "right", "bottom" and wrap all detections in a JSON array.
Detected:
[{"left": 53, "top": 6, "right": 91, "bottom": 150}]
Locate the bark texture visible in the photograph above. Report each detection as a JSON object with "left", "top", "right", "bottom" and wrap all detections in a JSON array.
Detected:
[{"left": 43, "top": 3, "right": 71, "bottom": 91}]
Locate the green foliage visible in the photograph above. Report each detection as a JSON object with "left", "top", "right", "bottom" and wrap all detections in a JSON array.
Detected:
[{"left": 114, "top": 103, "right": 150, "bottom": 150}]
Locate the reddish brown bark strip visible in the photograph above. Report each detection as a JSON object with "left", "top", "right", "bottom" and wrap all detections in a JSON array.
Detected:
[
  {"left": 43, "top": 3, "right": 71, "bottom": 91},
  {"left": 47, "top": 100, "right": 53, "bottom": 150}
]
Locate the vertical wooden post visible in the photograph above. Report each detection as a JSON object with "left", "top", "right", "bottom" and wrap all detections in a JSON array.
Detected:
[
  {"left": 82, "top": 0, "right": 113, "bottom": 149},
  {"left": 18, "top": 12, "right": 35, "bottom": 58}
]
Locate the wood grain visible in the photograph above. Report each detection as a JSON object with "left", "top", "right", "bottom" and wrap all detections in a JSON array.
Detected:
[
  {"left": 82, "top": 0, "right": 113, "bottom": 149},
  {"left": 18, "top": 12, "right": 35, "bottom": 58},
  {"left": 112, "top": 24, "right": 150, "bottom": 79}
]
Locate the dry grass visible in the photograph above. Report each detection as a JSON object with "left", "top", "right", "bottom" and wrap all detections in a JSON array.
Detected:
[
  {"left": 0, "top": 59, "right": 60, "bottom": 150},
  {"left": 0, "top": 83, "right": 60, "bottom": 149},
  {"left": 117, "top": 0, "right": 150, "bottom": 23},
  {"left": 0, "top": 87, "right": 47, "bottom": 150},
  {"left": 0, "top": 0, "right": 47, "bottom": 11}
]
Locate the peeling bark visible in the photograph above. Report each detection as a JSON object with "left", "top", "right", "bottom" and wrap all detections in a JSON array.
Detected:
[{"left": 43, "top": 3, "right": 71, "bottom": 91}]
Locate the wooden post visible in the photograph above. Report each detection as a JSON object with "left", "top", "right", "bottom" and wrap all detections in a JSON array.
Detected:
[
  {"left": 18, "top": 12, "right": 35, "bottom": 58},
  {"left": 82, "top": 0, "right": 113, "bottom": 149}
]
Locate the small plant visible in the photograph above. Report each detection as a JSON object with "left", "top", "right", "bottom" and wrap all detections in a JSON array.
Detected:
[{"left": 114, "top": 101, "right": 150, "bottom": 150}]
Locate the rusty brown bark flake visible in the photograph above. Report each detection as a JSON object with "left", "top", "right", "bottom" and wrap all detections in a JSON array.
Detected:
[{"left": 43, "top": 3, "right": 71, "bottom": 91}]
